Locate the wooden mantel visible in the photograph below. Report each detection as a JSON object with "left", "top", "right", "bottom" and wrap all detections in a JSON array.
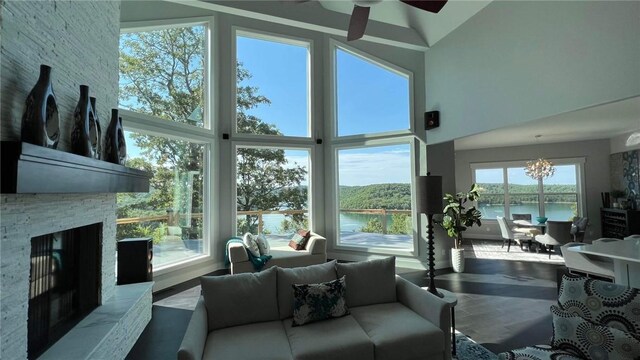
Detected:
[{"left": 1, "top": 141, "right": 150, "bottom": 194}]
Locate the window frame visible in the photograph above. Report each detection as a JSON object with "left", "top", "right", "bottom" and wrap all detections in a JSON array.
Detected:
[
  {"left": 471, "top": 158, "right": 586, "bottom": 222},
  {"left": 231, "top": 26, "right": 314, "bottom": 142},
  {"left": 330, "top": 137, "right": 419, "bottom": 256},
  {"left": 118, "top": 17, "right": 216, "bottom": 275},
  {"left": 329, "top": 39, "right": 415, "bottom": 141}
]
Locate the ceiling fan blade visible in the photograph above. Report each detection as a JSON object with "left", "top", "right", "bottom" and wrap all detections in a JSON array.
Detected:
[
  {"left": 400, "top": 0, "right": 448, "bottom": 14},
  {"left": 347, "top": 5, "right": 370, "bottom": 41}
]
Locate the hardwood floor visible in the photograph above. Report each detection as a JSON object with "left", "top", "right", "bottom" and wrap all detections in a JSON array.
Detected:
[{"left": 127, "top": 258, "right": 562, "bottom": 359}]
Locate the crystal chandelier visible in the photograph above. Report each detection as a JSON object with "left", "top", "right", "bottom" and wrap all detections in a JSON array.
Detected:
[{"left": 525, "top": 158, "right": 555, "bottom": 180}]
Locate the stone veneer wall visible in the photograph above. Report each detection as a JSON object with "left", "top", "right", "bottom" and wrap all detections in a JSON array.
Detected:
[{"left": 1, "top": 0, "right": 122, "bottom": 358}]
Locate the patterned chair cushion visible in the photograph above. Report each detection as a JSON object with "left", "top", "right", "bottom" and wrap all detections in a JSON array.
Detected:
[
  {"left": 558, "top": 275, "right": 640, "bottom": 334},
  {"left": 550, "top": 305, "right": 640, "bottom": 360},
  {"left": 497, "top": 345, "right": 583, "bottom": 360}
]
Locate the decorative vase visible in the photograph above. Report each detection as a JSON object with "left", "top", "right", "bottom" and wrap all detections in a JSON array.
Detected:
[
  {"left": 104, "top": 109, "right": 127, "bottom": 165},
  {"left": 451, "top": 248, "right": 465, "bottom": 273},
  {"left": 71, "top": 85, "right": 98, "bottom": 157},
  {"left": 89, "top": 97, "right": 102, "bottom": 160},
  {"left": 21, "top": 64, "right": 60, "bottom": 148}
]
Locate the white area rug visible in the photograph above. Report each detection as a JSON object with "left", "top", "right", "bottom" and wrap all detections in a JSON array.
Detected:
[{"left": 463, "top": 240, "right": 565, "bottom": 264}]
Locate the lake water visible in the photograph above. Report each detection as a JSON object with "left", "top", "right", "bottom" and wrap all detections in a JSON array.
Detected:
[{"left": 260, "top": 212, "right": 401, "bottom": 234}]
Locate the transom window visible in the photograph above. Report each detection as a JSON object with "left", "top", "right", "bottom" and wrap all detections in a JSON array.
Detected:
[{"left": 473, "top": 160, "right": 584, "bottom": 221}]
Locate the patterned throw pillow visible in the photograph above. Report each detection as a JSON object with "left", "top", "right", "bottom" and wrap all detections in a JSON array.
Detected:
[
  {"left": 242, "top": 232, "right": 260, "bottom": 257},
  {"left": 289, "top": 230, "right": 311, "bottom": 251},
  {"left": 255, "top": 233, "right": 270, "bottom": 255},
  {"left": 498, "top": 345, "right": 583, "bottom": 360},
  {"left": 558, "top": 275, "right": 640, "bottom": 334},
  {"left": 550, "top": 305, "right": 640, "bottom": 360},
  {"left": 291, "top": 276, "right": 349, "bottom": 327}
]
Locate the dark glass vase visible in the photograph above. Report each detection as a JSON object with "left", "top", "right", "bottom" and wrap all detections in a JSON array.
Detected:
[
  {"left": 90, "top": 97, "right": 102, "bottom": 160},
  {"left": 71, "top": 85, "right": 98, "bottom": 157},
  {"left": 104, "top": 109, "right": 127, "bottom": 165},
  {"left": 21, "top": 64, "right": 60, "bottom": 148}
]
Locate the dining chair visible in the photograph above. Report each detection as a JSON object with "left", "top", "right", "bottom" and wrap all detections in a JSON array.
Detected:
[
  {"left": 535, "top": 220, "right": 573, "bottom": 258},
  {"left": 570, "top": 217, "right": 589, "bottom": 242},
  {"left": 512, "top": 214, "right": 532, "bottom": 221},
  {"left": 497, "top": 216, "right": 531, "bottom": 252}
]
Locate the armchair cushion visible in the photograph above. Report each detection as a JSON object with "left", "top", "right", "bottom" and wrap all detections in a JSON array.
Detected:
[
  {"left": 550, "top": 305, "right": 640, "bottom": 360},
  {"left": 336, "top": 256, "right": 397, "bottom": 308},
  {"left": 201, "top": 266, "right": 279, "bottom": 331}
]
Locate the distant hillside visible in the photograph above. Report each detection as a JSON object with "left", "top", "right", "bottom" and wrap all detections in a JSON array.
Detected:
[{"left": 340, "top": 184, "right": 411, "bottom": 210}]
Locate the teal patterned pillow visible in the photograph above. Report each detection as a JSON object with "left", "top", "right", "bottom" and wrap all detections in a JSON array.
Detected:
[
  {"left": 551, "top": 305, "right": 640, "bottom": 360},
  {"left": 292, "top": 276, "right": 349, "bottom": 327},
  {"left": 558, "top": 275, "right": 640, "bottom": 334}
]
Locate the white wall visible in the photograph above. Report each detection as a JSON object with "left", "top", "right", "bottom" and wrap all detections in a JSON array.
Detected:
[
  {"left": 455, "top": 139, "right": 611, "bottom": 242},
  {"left": 425, "top": 0, "right": 640, "bottom": 144},
  {"left": 610, "top": 131, "right": 640, "bottom": 154}
]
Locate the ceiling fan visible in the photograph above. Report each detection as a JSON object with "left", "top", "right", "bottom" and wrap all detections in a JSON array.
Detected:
[{"left": 348, "top": 1, "right": 447, "bottom": 40}]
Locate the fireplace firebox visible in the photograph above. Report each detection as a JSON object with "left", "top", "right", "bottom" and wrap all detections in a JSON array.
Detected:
[{"left": 28, "top": 223, "right": 102, "bottom": 359}]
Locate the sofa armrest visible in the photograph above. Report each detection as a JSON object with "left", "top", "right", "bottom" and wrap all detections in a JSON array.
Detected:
[
  {"left": 396, "top": 275, "right": 451, "bottom": 360},
  {"left": 178, "top": 297, "right": 208, "bottom": 360},
  {"left": 307, "top": 233, "right": 327, "bottom": 255},
  {"left": 228, "top": 242, "right": 249, "bottom": 262}
]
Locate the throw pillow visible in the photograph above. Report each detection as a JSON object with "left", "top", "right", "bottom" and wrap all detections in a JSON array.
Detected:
[
  {"left": 277, "top": 260, "right": 338, "bottom": 319},
  {"left": 289, "top": 231, "right": 309, "bottom": 251},
  {"left": 243, "top": 232, "right": 260, "bottom": 257},
  {"left": 255, "top": 233, "right": 270, "bottom": 255},
  {"left": 550, "top": 305, "right": 640, "bottom": 360},
  {"left": 558, "top": 275, "right": 640, "bottom": 334},
  {"left": 292, "top": 276, "right": 349, "bottom": 327},
  {"left": 335, "top": 256, "right": 396, "bottom": 308}
]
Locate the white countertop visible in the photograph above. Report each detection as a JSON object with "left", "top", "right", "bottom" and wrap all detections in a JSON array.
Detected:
[{"left": 567, "top": 239, "right": 640, "bottom": 263}]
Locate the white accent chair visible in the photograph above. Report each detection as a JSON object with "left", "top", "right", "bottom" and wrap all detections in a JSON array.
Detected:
[
  {"left": 534, "top": 221, "right": 573, "bottom": 259},
  {"left": 592, "top": 237, "right": 621, "bottom": 245},
  {"left": 624, "top": 234, "right": 640, "bottom": 241},
  {"left": 497, "top": 216, "right": 532, "bottom": 252},
  {"left": 561, "top": 242, "right": 615, "bottom": 280}
]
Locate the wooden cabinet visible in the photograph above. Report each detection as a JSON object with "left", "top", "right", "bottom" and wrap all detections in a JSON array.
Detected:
[{"left": 601, "top": 208, "right": 640, "bottom": 239}]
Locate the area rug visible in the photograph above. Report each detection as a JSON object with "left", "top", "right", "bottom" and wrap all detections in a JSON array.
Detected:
[
  {"left": 455, "top": 330, "right": 497, "bottom": 360},
  {"left": 463, "top": 239, "right": 565, "bottom": 264}
]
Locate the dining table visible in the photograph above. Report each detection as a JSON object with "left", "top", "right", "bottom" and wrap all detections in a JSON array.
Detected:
[{"left": 566, "top": 238, "right": 640, "bottom": 289}]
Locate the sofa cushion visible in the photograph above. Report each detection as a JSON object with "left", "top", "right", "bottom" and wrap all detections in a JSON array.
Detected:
[
  {"left": 283, "top": 315, "right": 374, "bottom": 360},
  {"left": 336, "top": 257, "right": 396, "bottom": 308},
  {"left": 277, "top": 260, "right": 337, "bottom": 319},
  {"left": 350, "top": 302, "right": 444, "bottom": 360},
  {"left": 202, "top": 320, "right": 293, "bottom": 360},
  {"left": 497, "top": 345, "right": 583, "bottom": 360},
  {"left": 558, "top": 275, "right": 640, "bottom": 334},
  {"left": 201, "top": 266, "right": 278, "bottom": 331},
  {"left": 292, "top": 276, "right": 349, "bottom": 326},
  {"left": 551, "top": 305, "right": 640, "bottom": 360}
]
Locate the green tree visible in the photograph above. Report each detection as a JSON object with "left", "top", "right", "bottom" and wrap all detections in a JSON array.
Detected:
[
  {"left": 118, "top": 26, "right": 307, "bottom": 239},
  {"left": 361, "top": 218, "right": 384, "bottom": 234}
]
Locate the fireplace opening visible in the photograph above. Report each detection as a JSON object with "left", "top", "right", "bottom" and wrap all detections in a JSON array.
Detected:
[{"left": 28, "top": 223, "right": 102, "bottom": 359}]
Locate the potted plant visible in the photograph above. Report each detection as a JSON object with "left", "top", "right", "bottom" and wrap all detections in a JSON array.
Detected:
[{"left": 440, "top": 184, "right": 482, "bottom": 273}]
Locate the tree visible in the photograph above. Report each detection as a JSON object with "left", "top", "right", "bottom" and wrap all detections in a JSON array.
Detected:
[{"left": 118, "top": 26, "right": 307, "bottom": 239}]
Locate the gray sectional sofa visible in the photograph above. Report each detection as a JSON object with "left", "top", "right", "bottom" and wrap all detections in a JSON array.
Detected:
[{"left": 178, "top": 257, "right": 451, "bottom": 360}]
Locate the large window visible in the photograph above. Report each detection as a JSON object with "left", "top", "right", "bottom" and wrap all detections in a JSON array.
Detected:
[
  {"left": 473, "top": 160, "right": 583, "bottom": 221},
  {"left": 117, "top": 21, "right": 212, "bottom": 270},
  {"left": 336, "top": 144, "right": 414, "bottom": 250},
  {"left": 335, "top": 47, "right": 410, "bottom": 137},
  {"left": 235, "top": 32, "right": 310, "bottom": 137}
]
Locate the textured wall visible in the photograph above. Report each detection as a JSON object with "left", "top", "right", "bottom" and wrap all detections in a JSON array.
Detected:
[{"left": 1, "top": 0, "right": 120, "bottom": 150}]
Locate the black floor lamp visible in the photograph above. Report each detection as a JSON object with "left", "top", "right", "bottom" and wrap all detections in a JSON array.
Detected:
[{"left": 417, "top": 174, "right": 443, "bottom": 297}]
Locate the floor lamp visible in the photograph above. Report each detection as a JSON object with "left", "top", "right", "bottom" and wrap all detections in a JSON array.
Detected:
[{"left": 417, "top": 174, "right": 443, "bottom": 297}]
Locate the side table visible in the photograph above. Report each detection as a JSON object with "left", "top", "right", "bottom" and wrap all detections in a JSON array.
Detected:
[{"left": 423, "top": 288, "right": 458, "bottom": 357}]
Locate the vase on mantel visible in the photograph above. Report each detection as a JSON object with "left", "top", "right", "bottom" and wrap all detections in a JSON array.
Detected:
[
  {"left": 104, "top": 109, "right": 127, "bottom": 165},
  {"left": 21, "top": 64, "right": 60, "bottom": 148},
  {"left": 71, "top": 85, "right": 98, "bottom": 158},
  {"left": 89, "top": 97, "right": 102, "bottom": 160}
]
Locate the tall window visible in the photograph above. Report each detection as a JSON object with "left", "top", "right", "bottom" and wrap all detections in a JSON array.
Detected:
[
  {"left": 473, "top": 161, "right": 583, "bottom": 221},
  {"left": 336, "top": 144, "right": 413, "bottom": 250},
  {"left": 233, "top": 30, "right": 314, "bottom": 242},
  {"left": 333, "top": 42, "right": 415, "bottom": 252},
  {"left": 235, "top": 32, "right": 310, "bottom": 137},
  {"left": 335, "top": 47, "right": 410, "bottom": 137},
  {"left": 117, "top": 21, "right": 212, "bottom": 270}
]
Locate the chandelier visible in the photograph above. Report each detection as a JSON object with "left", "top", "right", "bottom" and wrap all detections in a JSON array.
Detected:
[{"left": 525, "top": 158, "right": 555, "bottom": 180}]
